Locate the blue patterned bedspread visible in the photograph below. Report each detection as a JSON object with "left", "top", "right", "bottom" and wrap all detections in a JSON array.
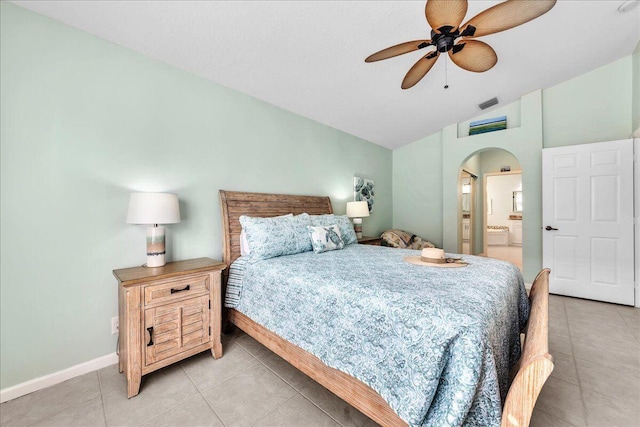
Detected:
[{"left": 227, "top": 244, "right": 529, "bottom": 427}]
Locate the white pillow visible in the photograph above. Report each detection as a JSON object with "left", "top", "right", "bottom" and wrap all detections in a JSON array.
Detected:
[{"left": 239, "top": 213, "right": 293, "bottom": 257}]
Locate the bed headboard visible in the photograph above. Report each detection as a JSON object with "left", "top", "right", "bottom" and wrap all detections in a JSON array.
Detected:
[{"left": 219, "top": 190, "right": 333, "bottom": 266}]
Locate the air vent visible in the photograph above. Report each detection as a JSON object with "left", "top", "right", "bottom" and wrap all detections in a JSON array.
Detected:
[
  {"left": 618, "top": 1, "right": 640, "bottom": 13},
  {"left": 478, "top": 97, "right": 499, "bottom": 110}
]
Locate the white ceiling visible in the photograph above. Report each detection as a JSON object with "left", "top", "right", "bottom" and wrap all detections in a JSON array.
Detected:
[{"left": 11, "top": 1, "right": 640, "bottom": 150}]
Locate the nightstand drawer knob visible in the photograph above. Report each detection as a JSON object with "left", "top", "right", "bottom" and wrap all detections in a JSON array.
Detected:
[
  {"left": 170, "top": 285, "right": 190, "bottom": 294},
  {"left": 147, "top": 327, "right": 154, "bottom": 347}
]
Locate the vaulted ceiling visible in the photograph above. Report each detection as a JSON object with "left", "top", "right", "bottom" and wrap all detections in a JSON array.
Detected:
[{"left": 12, "top": 1, "right": 640, "bottom": 149}]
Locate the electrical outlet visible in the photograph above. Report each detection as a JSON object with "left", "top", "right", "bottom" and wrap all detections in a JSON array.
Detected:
[{"left": 111, "top": 317, "right": 119, "bottom": 335}]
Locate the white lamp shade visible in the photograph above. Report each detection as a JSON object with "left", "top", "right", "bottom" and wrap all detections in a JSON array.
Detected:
[
  {"left": 346, "top": 201, "right": 370, "bottom": 218},
  {"left": 126, "top": 192, "right": 181, "bottom": 225}
]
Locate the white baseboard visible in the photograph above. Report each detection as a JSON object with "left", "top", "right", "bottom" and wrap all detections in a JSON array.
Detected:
[{"left": 0, "top": 353, "right": 118, "bottom": 403}]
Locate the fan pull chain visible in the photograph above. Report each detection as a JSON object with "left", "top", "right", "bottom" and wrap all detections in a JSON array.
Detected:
[{"left": 444, "top": 53, "right": 449, "bottom": 89}]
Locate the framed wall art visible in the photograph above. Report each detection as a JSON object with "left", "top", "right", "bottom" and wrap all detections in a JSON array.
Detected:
[{"left": 353, "top": 176, "right": 374, "bottom": 213}]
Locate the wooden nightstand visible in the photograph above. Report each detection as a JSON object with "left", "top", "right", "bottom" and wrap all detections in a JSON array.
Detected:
[
  {"left": 113, "top": 257, "right": 226, "bottom": 398},
  {"left": 358, "top": 236, "right": 382, "bottom": 246}
]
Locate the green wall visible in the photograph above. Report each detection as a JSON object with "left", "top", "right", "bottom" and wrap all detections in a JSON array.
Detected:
[
  {"left": 479, "top": 150, "right": 521, "bottom": 174},
  {"left": 543, "top": 56, "right": 633, "bottom": 147},
  {"left": 394, "top": 55, "right": 635, "bottom": 284},
  {"left": 0, "top": 3, "right": 392, "bottom": 389},
  {"left": 392, "top": 132, "right": 443, "bottom": 246}
]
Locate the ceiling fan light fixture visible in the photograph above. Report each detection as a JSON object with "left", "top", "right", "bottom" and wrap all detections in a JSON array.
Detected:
[
  {"left": 618, "top": 1, "right": 640, "bottom": 13},
  {"left": 365, "top": 0, "right": 557, "bottom": 89},
  {"left": 436, "top": 35, "right": 455, "bottom": 52},
  {"left": 478, "top": 97, "right": 499, "bottom": 110}
]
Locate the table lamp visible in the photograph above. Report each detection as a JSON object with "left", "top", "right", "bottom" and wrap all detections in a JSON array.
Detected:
[
  {"left": 346, "top": 201, "right": 370, "bottom": 239},
  {"left": 126, "top": 192, "right": 181, "bottom": 267}
]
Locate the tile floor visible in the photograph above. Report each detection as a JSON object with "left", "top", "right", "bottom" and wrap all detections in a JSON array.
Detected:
[
  {"left": 1, "top": 295, "right": 639, "bottom": 427},
  {"left": 460, "top": 243, "right": 523, "bottom": 271},
  {"left": 486, "top": 245, "right": 523, "bottom": 271}
]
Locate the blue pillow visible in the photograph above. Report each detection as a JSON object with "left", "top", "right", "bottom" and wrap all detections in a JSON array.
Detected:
[
  {"left": 310, "top": 214, "right": 357, "bottom": 245},
  {"left": 240, "top": 213, "right": 312, "bottom": 261},
  {"left": 310, "top": 214, "right": 336, "bottom": 226}
]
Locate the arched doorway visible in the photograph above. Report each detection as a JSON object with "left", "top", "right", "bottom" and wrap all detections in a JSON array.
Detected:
[{"left": 458, "top": 148, "right": 523, "bottom": 271}]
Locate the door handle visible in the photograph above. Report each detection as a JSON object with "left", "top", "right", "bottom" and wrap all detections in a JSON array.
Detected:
[
  {"left": 147, "top": 327, "right": 154, "bottom": 347},
  {"left": 545, "top": 226, "right": 558, "bottom": 231}
]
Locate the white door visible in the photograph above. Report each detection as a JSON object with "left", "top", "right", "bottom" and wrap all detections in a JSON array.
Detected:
[{"left": 542, "top": 139, "right": 634, "bottom": 305}]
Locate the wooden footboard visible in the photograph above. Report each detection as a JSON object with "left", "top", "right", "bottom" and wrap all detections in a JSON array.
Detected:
[
  {"left": 501, "top": 269, "right": 554, "bottom": 427},
  {"left": 228, "top": 309, "right": 408, "bottom": 427}
]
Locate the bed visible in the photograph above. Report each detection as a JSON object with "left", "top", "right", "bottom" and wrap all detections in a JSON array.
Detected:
[{"left": 219, "top": 190, "right": 552, "bottom": 427}]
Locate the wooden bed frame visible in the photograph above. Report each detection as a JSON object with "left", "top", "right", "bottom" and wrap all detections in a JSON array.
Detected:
[{"left": 219, "top": 190, "right": 553, "bottom": 427}]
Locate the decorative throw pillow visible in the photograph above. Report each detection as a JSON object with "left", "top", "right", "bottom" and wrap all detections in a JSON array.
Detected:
[
  {"left": 308, "top": 225, "right": 345, "bottom": 254},
  {"left": 240, "top": 213, "right": 311, "bottom": 261},
  {"left": 310, "top": 214, "right": 357, "bottom": 245}
]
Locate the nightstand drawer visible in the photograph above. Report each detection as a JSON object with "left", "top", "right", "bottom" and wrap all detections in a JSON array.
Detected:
[{"left": 144, "top": 275, "right": 209, "bottom": 306}]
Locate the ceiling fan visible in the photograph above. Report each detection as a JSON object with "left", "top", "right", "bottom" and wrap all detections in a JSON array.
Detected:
[{"left": 365, "top": 0, "right": 557, "bottom": 89}]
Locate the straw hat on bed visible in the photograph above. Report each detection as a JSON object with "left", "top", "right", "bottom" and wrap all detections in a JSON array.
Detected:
[{"left": 404, "top": 248, "right": 468, "bottom": 268}]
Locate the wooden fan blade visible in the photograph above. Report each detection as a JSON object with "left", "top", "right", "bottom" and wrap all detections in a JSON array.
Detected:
[
  {"left": 461, "top": 0, "right": 556, "bottom": 38},
  {"left": 425, "top": 0, "right": 468, "bottom": 33},
  {"left": 449, "top": 40, "right": 497, "bottom": 72},
  {"left": 365, "top": 40, "right": 432, "bottom": 62},
  {"left": 402, "top": 51, "right": 439, "bottom": 89}
]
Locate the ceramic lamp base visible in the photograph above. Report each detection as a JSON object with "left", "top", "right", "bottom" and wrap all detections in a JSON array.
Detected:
[
  {"left": 353, "top": 218, "right": 363, "bottom": 239},
  {"left": 146, "top": 226, "right": 166, "bottom": 267}
]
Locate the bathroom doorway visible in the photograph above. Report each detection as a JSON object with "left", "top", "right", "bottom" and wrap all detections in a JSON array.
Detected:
[
  {"left": 458, "top": 148, "right": 523, "bottom": 271},
  {"left": 484, "top": 171, "right": 523, "bottom": 270}
]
